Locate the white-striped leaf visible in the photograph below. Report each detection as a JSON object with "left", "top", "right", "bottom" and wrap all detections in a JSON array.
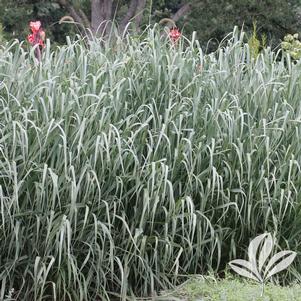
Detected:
[
  {"left": 229, "top": 259, "right": 262, "bottom": 282},
  {"left": 258, "top": 233, "right": 273, "bottom": 272},
  {"left": 247, "top": 233, "right": 268, "bottom": 275},
  {"left": 264, "top": 251, "right": 297, "bottom": 280}
]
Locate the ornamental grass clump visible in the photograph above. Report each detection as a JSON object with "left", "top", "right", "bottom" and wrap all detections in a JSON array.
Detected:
[{"left": 0, "top": 26, "right": 301, "bottom": 300}]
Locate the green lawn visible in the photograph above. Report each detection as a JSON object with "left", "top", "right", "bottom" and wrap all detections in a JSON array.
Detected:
[{"left": 152, "top": 278, "right": 301, "bottom": 301}]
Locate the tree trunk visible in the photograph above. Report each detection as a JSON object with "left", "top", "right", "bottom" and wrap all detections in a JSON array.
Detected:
[
  {"left": 119, "top": 0, "right": 147, "bottom": 34},
  {"left": 120, "top": 0, "right": 138, "bottom": 33},
  {"left": 57, "top": 0, "right": 90, "bottom": 29},
  {"left": 134, "top": 0, "right": 147, "bottom": 31},
  {"left": 172, "top": 3, "right": 192, "bottom": 23},
  {"left": 91, "top": 0, "right": 113, "bottom": 37}
]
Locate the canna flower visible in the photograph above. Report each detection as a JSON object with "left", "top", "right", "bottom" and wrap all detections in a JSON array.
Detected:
[
  {"left": 27, "top": 34, "right": 34, "bottom": 44},
  {"left": 29, "top": 21, "right": 41, "bottom": 33},
  {"left": 27, "top": 21, "right": 46, "bottom": 48},
  {"left": 27, "top": 20, "right": 46, "bottom": 61},
  {"left": 169, "top": 27, "right": 181, "bottom": 43}
]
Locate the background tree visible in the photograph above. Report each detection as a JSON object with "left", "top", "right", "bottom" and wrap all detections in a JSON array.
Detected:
[
  {"left": 0, "top": 0, "right": 300, "bottom": 50},
  {"left": 55, "top": 0, "right": 192, "bottom": 36}
]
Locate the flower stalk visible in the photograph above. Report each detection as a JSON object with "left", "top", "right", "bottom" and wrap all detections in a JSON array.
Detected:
[{"left": 27, "top": 21, "right": 45, "bottom": 61}]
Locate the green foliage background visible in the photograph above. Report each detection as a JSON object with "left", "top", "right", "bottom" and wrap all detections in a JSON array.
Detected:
[{"left": 0, "top": 0, "right": 300, "bottom": 48}]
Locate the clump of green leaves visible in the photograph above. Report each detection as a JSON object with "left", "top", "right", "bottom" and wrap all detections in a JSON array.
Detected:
[
  {"left": 281, "top": 33, "right": 301, "bottom": 60},
  {"left": 248, "top": 22, "right": 267, "bottom": 59}
]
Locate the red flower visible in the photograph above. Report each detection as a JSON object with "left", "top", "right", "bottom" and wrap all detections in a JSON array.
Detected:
[
  {"left": 169, "top": 27, "right": 181, "bottom": 43},
  {"left": 27, "top": 20, "right": 46, "bottom": 61},
  {"left": 29, "top": 21, "right": 41, "bottom": 33},
  {"left": 27, "top": 21, "right": 45, "bottom": 47},
  {"left": 27, "top": 34, "right": 34, "bottom": 44}
]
